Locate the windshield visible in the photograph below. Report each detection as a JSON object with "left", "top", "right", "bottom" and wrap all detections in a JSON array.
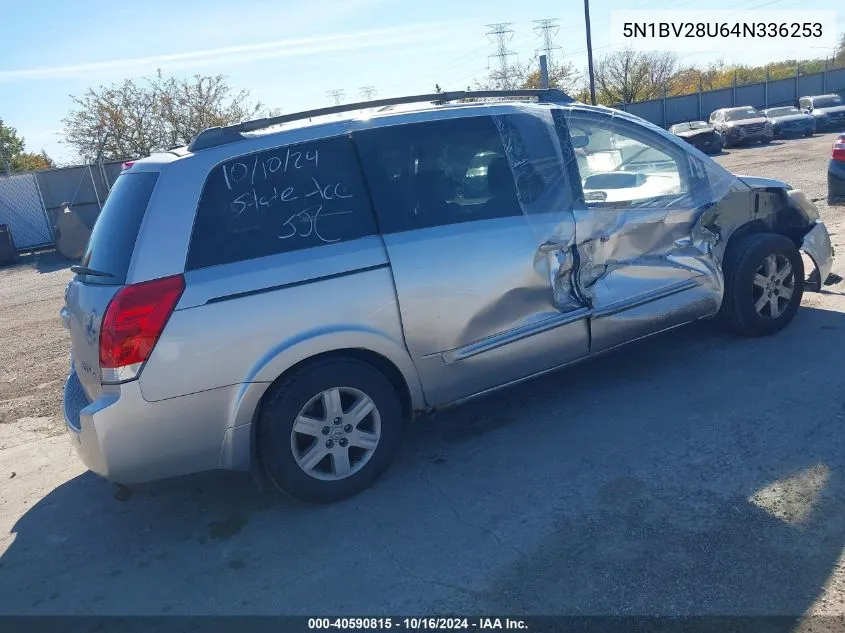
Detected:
[
  {"left": 765, "top": 107, "right": 801, "bottom": 117},
  {"left": 671, "top": 121, "right": 709, "bottom": 132},
  {"left": 813, "top": 96, "right": 843, "bottom": 108},
  {"left": 725, "top": 108, "right": 761, "bottom": 121}
]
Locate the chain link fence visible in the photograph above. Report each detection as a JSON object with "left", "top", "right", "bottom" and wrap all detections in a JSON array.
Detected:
[
  {"left": 0, "top": 173, "right": 54, "bottom": 250},
  {"left": 0, "top": 160, "right": 127, "bottom": 253}
]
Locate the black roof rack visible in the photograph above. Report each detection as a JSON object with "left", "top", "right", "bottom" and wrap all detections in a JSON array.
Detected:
[{"left": 187, "top": 89, "right": 573, "bottom": 152}]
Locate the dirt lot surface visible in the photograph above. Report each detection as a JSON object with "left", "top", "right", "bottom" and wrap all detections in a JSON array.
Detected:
[{"left": 2, "top": 132, "right": 845, "bottom": 621}]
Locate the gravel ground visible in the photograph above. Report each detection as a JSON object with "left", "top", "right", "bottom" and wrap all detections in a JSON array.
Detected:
[{"left": 1, "top": 132, "right": 845, "bottom": 620}]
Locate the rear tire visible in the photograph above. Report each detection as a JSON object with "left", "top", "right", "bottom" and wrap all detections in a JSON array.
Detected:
[
  {"left": 760, "top": 137, "right": 772, "bottom": 144},
  {"left": 804, "top": 129, "right": 814, "bottom": 137},
  {"left": 718, "top": 233, "right": 804, "bottom": 337},
  {"left": 257, "top": 358, "right": 404, "bottom": 503}
]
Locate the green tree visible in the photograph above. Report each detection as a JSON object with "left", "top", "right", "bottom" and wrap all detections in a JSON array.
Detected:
[
  {"left": 11, "top": 150, "right": 54, "bottom": 172},
  {"left": 0, "top": 119, "right": 54, "bottom": 173},
  {"left": 0, "top": 119, "right": 25, "bottom": 173},
  {"left": 63, "top": 70, "right": 263, "bottom": 162}
]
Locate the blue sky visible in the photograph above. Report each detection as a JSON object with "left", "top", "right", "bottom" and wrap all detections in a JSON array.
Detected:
[{"left": 1, "top": 0, "right": 842, "bottom": 163}]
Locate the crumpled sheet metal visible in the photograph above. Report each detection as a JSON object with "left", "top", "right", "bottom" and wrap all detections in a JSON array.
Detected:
[
  {"left": 492, "top": 102, "right": 743, "bottom": 315},
  {"left": 493, "top": 107, "right": 581, "bottom": 311},
  {"left": 801, "top": 221, "right": 835, "bottom": 288}
]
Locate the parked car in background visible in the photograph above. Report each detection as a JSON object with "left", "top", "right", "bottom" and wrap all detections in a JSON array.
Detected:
[
  {"left": 830, "top": 133, "right": 845, "bottom": 205},
  {"left": 60, "top": 89, "right": 834, "bottom": 503},
  {"left": 668, "top": 121, "right": 723, "bottom": 154},
  {"left": 762, "top": 106, "right": 815, "bottom": 138},
  {"left": 709, "top": 106, "right": 774, "bottom": 147},
  {"left": 799, "top": 94, "right": 845, "bottom": 131}
]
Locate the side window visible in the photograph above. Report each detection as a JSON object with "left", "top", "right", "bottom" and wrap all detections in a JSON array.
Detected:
[
  {"left": 186, "top": 135, "right": 377, "bottom": 270},
  {"left": 354, "top": 116, "right": 522, "bottom": 233},
  {"left": 565, "top": 115, "right": 690, "bottom": 208}
]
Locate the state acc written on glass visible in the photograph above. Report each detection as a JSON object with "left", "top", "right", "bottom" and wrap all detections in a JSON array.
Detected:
[{"left": 187, "top": 135, "right": 376, "bottom": 270}]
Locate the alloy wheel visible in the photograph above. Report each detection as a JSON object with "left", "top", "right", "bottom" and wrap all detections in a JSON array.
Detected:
[
  {"left": 290, "top": 387, "right": 382, "bottom": 481},
  {"left": 752, "top": 253, "right": 795, "bottom": 320}
]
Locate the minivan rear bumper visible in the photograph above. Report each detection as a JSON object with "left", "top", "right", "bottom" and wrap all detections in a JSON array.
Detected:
[{"left": 63, "top": 368, "right": 255, "bottom": 484}]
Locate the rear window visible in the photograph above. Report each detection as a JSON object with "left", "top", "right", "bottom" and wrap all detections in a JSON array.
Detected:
[
  {"left": 186, "top": 135, "right": 377, "bottom": 270},
  {"left": 78, "top": 172, "right": 158, "bottom": 285}
]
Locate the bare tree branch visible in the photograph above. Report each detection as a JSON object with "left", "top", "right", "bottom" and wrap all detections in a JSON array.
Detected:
[{"left": 62, "top": 71, "right": 263, "bottom": 162}]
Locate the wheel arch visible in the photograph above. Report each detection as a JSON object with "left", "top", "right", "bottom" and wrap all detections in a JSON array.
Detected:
[{"left": 719, "top": 190, "right": 812, "bottom": 264}]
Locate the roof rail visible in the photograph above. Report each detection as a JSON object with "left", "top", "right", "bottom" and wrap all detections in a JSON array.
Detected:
[{"left": 187, "top": 89, "right": 573, "bottom": 152}]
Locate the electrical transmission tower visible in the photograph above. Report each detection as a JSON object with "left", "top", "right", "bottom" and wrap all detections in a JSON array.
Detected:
[
  {"left": 485, "top": 22, "right": 517, "bottom": 89},
  {"left": 326, "top": 89, "right": 345, "bottom": 105},
  {"left": 359, "top": 86, "right": 377, "bottom": 100},
  {"left": 533, "top": 19, "right": 561, "bottom": 67}
]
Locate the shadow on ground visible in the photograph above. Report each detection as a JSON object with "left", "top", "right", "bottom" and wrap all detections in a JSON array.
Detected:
[
  {"left": 11, "top": 249, "right": 74, "bottom": 274},
  {"left": 2, "top": 305, "right": 845, "bottom": 621},
  {"left": 722, "top": 140, "right": 786, "bottom": 153}
]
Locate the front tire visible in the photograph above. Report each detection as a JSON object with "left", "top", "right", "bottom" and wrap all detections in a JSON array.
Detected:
[
  {"left": 718, "top": 233, "right": 804, "bottom": 337},
  {"left": 257, "top": 358, "right": 404, "bottom": 503}
]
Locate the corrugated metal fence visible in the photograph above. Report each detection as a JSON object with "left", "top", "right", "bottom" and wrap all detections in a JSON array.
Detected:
[
  {"left": 620, "top": 67, "right": 845, "bottom": 128},
  {"left": 0, "top": 160, "right": 125, "bottom": 251}
]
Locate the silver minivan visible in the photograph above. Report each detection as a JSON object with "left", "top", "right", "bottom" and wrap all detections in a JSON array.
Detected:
[{"left": 61, "top": 90, "right": 834, "bottom": 503}]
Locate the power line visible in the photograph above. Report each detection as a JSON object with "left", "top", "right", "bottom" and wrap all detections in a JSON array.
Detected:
[
  {"left": 326, "top": 89, "right": 345, "bottom": 106},
  {"left": 359, "top": 86, "right": 377, "bottom": 100},
  {"left": 485, "top": 22, "right": 518, "bottom": 89},
  {"left": 533, "top": 19, "right": 561, "bottom": 67}
]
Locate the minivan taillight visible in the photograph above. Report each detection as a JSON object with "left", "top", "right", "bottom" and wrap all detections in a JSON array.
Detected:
[
  {"left": 99, "top": 274, "right": 185, "bottom": 384},
  {"left": 833, "top": 138, "right": 845, "bottom": 162}
]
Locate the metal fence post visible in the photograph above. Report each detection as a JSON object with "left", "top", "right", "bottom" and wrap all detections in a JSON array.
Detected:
[
  {"left": 823, "top": 58, "right": 828, "bottom": 93},
  {"left": 795, "top": 63, "right": 800, "bottom": 102},
  {"left": 764, "top": 65, "right": 769, "bottom": 108},
  {"left": 732, "top": 69, "right": 737, "bottom": 106},
  {"left": 99, "top": 162, "right": 111, "bottom": 194},
  {"left": 32, "top": 174, "right": 55, "bottom": 244},
  {"left": 662, "top": 89, "right": 667, "bottom": 128},
  {"left": 87, "top": 165, "right": 102, "bottom": 211},
  {"left": 697, "top": 75, "right": 703, "bottom": 120}
]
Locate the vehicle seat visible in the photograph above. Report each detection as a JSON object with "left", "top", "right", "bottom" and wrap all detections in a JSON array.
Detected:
[
  {"left": 483, "top": 157, "right": 520, "bottom": 218},
  {"left": 414, "top": 171, "right": 457, "bottom": 226}
]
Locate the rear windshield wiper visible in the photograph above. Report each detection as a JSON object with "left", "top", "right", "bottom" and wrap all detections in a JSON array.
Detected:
[{"left": 70, "top": 265, "right": 114, "bottom": 278}]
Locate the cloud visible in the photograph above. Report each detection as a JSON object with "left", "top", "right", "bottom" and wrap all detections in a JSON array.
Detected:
[{"left": 0, "top": 21, "right": 465, "bottom": 83}]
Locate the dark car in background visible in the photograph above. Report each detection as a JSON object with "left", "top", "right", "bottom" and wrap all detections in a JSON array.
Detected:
[
  {"left": 799, "top": 94, "right": 845, "bottom": 131},
  {"left": 709, "top": 106, "right": 774, "bottom": 147},
  {"left": 762, "top": 106, "right": 815, "bottom": 138},
  {"left": 668, "top": 121, "right": 723, "bottom": 154},
  {"left": 830, "top": 133, "right": 845, "bottom": 205}
]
